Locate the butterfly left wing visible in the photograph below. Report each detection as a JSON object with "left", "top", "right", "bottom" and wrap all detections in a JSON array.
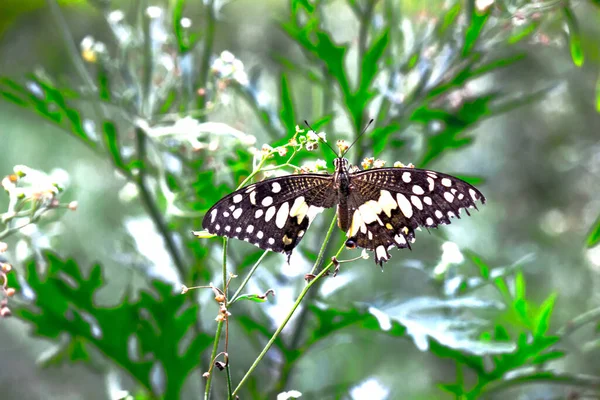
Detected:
[
  {"left": 202, "top": 174, "right": 337, "bottom": 258},
  {"left": 346, "top": 167, "right": 485, "bottom": 266}
]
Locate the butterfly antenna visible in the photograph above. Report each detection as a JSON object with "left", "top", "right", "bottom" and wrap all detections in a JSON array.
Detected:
[
  {"left": 342, "top": 118, "right": 374, "bottom": 157},
  {"left": 304, "top": 120, "right": 338, "bottom": 156}
]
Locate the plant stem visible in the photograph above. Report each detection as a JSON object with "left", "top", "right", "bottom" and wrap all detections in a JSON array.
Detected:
[
  {"left": 204, "top": 320, "right": 224, "bottom": 400},
  {"left": 479, "top": 372, "right": 600, "bottom": 398},
  {"left": 309, "top": 215, "right": 338, "bottom": 275},
  {"left": 558, "top": 306, "right": 600, "bottom": 338},
  {"left": 229, "top": 250, "right": 270, "bottom": 305},
  {"left": 134, "top": 127, "right": 187, "bottom": 277},
  {"left": 231, "top": 215, "right": 338, "bottom": 397}
]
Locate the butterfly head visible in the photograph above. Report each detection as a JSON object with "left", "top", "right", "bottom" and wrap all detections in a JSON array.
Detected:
[{"left": 333, "top": 157, "right": 350, "bottom": 173}]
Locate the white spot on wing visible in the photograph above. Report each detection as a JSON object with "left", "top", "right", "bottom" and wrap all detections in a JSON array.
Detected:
[
  {"left": 246, "top": 225, "right": 254, "bottom": 233},
  {"left": 412, "top": 185, "right": 425, "bottom": 195},
  {"left": 402, "top": 172, "right": 411, "bottom": 183},
  {"left": 235, "top": 227, "right": 241, "bottom": 233},
  {"left": 249, "top": 191, "right": 257, "bottom": 205},
  {"left": 426, "top": 217, "right": 434, "bottom": 226},
  {"left": 271, "top": 182, "right": 281, "bottom": 193},
  {"left": 411, "top": 195, "right": 423, "bottom": 210},
  {"left": 275, "top": 202, "right": 289, "bottom": 229},
  {"left": 307, "top": 205, "right": 324, "bottom": 224},
  {"left": 441, "top": 178, "right": 452, "bottom": 187},
  {"left": 233, "top": 194, "right": 243, "bottom": 203},
  {"left": 423, "top": 196, "right": 432, "bottom": 205},
  {"left": 444, "top": 192, "right": 455, "bottom": 203},
  {"left": 469, "top": 189, "right": 478, "bottom": 201},
  {"left": 427, "top": 177, "right": 435, "bottom": 191},
  {"left": 375, "top": 245, "right": 388, "bottom": 261},
  {"left": 225, "top": 226, "right": 231, "bottom": 232},
  {"left": 265, "top": 206, "right": 276, "bottom": 222},
  {"left": 394, "top": 235, "right": 406, "bottom": 245},
  {"left": 458, "top": 193, "right": 465, "bottom": 200},
  {"left": 290, "top": 196, "right": 309, "bottom": 223},
  {"left": 255, "top": 209, "right": 263, "bottom": 218},
  {"left": 233, "top": 208, "right": 243, "bottom": 219},
  {"left": 358, "top": 200, "right": 383, "bottom": 224},
  {"left": 378, "top": 190, "right": 397, "bottom": 217},
  {"left": 268, "top": 238, "right": 275, "bottom": 245},
  {"left": 262, "top": 196, "right": 273, "bottom": 207},
  {"left": 435, "top": 210, "right": 443, "bottom": 218},
  {"left": 257, "top": 231, "right": 264, "bottom": 239},
  {"left": 396, "top": 193, "right": 413, "bottom": 218},
  {"left": 210, "top": 209, "right": 217, "bottom": 223}
]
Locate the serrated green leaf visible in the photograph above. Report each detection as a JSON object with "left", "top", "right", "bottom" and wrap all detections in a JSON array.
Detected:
[
  {"left": 563, "top": 6, "right": 584, "bottom": 67},
  {"left": 14, "top": 251, "right": 211, "bottom": 399},
  {"left": 587, "top": 216, "right": 600, "bottom": 247}
]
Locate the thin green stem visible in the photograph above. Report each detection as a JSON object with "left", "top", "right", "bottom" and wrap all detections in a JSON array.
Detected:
[
  {"left": 231, "top": 215, "right": 338, "bottom": 397},
  {"left": 478, "top": 372, "right": 600, "bottom": 398},
  {"left": 204, "top": 320, "right": 224, "bottom": 400},
  {"left": 229, "top": 251, "right": 270, "bottom": 305},
  {"left": 309, "top": 215, "right": 338, "bottom": 275},
  {"left": 225, "top": 362, "right": 233, "bottom": 400},
  {"left": 558, "top": 306, "right": 600, "bottom": 338},
  {"left": 222, "top": 238, "right": 228, "bottom": 297}
]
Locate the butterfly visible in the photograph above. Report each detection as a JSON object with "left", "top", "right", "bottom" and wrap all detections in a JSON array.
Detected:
[{"left": 202, "top": 138, "right": 485, "bottom": 266}]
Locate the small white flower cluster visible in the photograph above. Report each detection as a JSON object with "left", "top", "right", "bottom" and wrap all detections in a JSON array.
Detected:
[{"left": 211, "top": 51, "right": 249, "bottom": 86}]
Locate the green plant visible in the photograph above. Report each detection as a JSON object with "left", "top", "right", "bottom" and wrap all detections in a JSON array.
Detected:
[{"left": 1, "top": 0, "right": 600, "bottom": 399}]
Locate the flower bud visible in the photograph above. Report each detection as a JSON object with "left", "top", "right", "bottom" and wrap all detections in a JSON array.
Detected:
[
  {"left": 68, "top": 201, "right": 78, "bottom": 211},
  {"left": 1, "top": 263, "right": 12, "bottom": 273},
  {"left": 0, "top": 242, "right": 7, "bottom": 253},
  {"left": 6, "top": 288, "right": 15, "bottom": 297},
  {"left": 0, "top": 306, "right": 11, "bottom": 317}
]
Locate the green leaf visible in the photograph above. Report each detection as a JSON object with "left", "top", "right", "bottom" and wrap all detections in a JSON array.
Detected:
[
  {"left": 515, "top": 270, "right": 526, "bottom": 301},
  {"left": 534, "top": 293, "right": 557, "bottom": 337},
  {"left": 279, "top": 74, "right": 296, "bottom": 135},
  {"left": 508, "top": 21, "right": 540, "bottom": 45},
  {"left": 462, "top": 6, "right": 490, "bottom": 57},
  {"left": 563, "top": 6, "right": 584, "bottom": 67},
  {"left": 438, "top": 2, "right": 462, "bottom": 37},
  {"left": 97, "top": 65, "right": 111, "bottom": 101},
  {"left": 531, "top": 350, "right": 565, "bottom": 365},
  {"left": 234, "top": 293, "right": 271, "bottom": 303},
  {"left": 371, "top": 123, "right": 401, "bottom": 155},
  {"left": 596, "top": 74, "right": 600, "bottom": 113},
  {"left": 102, "top": 121, "right": 128, "bottom": 172},
  {"left": 469, "top": 253, "right": 490, "bottom": 280},
  {"left": 587, "top": 215, "right": 600, "bottom": 247}
]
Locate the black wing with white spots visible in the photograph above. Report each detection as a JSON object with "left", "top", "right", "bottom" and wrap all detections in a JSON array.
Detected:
[
  {"left": 345, "top": 168, "right": 485, "bottom": 266},
  {"left": 202, "top": 174, "right": 336, "bottom": 257}
]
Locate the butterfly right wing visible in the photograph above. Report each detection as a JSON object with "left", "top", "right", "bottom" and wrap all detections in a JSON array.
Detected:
[{"left": 202, "top": 174, "right": 337, "bottom": 256}]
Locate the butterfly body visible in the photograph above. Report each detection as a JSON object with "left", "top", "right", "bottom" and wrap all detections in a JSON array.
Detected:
[{"left": 202, "top": 157, "right": 485, "bottom": 266}]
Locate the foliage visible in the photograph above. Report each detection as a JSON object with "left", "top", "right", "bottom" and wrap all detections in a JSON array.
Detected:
[{"left": 1, "top": 0, "right": 599, "bottom": 399}]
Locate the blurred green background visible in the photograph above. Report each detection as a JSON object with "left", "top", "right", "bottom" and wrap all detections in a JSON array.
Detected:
[{"left": 1, "top": 1, "right": 600, "bottom": 399}]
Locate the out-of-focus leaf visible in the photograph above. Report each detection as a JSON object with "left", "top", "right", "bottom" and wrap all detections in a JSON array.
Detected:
[
  {"left": 279, "top": 74, "right": 296, "bottom": 135},
  {"left": 437, "top": 2, "right": 462, "bottom": 37},
  {"left": 596, "top": 74, "right": 600, "bottom": 112},
  {"left": 102, "top": 121, "right": 128, "bottom": 172},
  {"left": 307, "top": 305, "right": 406, "bottom": 348},
  {"left": 587, "top": 216, "right": 600, "bottom": 247},
  {"left": 371, "top": 122, "right": 401, "bottom": 156},
  {"left": 468, "top": 253, "right": 490, "bottom": 279},
  {"left": 462, "top": 7, "right": 490, "bottom": 57},
  {"left": 534, "top": 293, "right": 557, "bottom": 337},
  {"left": 291, "top": 0, "right": 315, "bottom": 13},
  {"left": 563, "top": 6, "right": 584, "bottom": 67},
  {"left": 97, "top": 65, "right": 111, "bottom": 101},
  {"left": 412, "top": 95, "right": 496, "bottom": 167},
  {"left": 508, "top": 21, "right": 540, "bottom": 44},
  {"left": 15, "top": 251, "right": 212, "bottom": 399},
  {"left": 453, "top": 174, "right": 484, "bottom": 186},
  {"left": 531, "top": 350, "right": 565, "bottom": 365}
]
